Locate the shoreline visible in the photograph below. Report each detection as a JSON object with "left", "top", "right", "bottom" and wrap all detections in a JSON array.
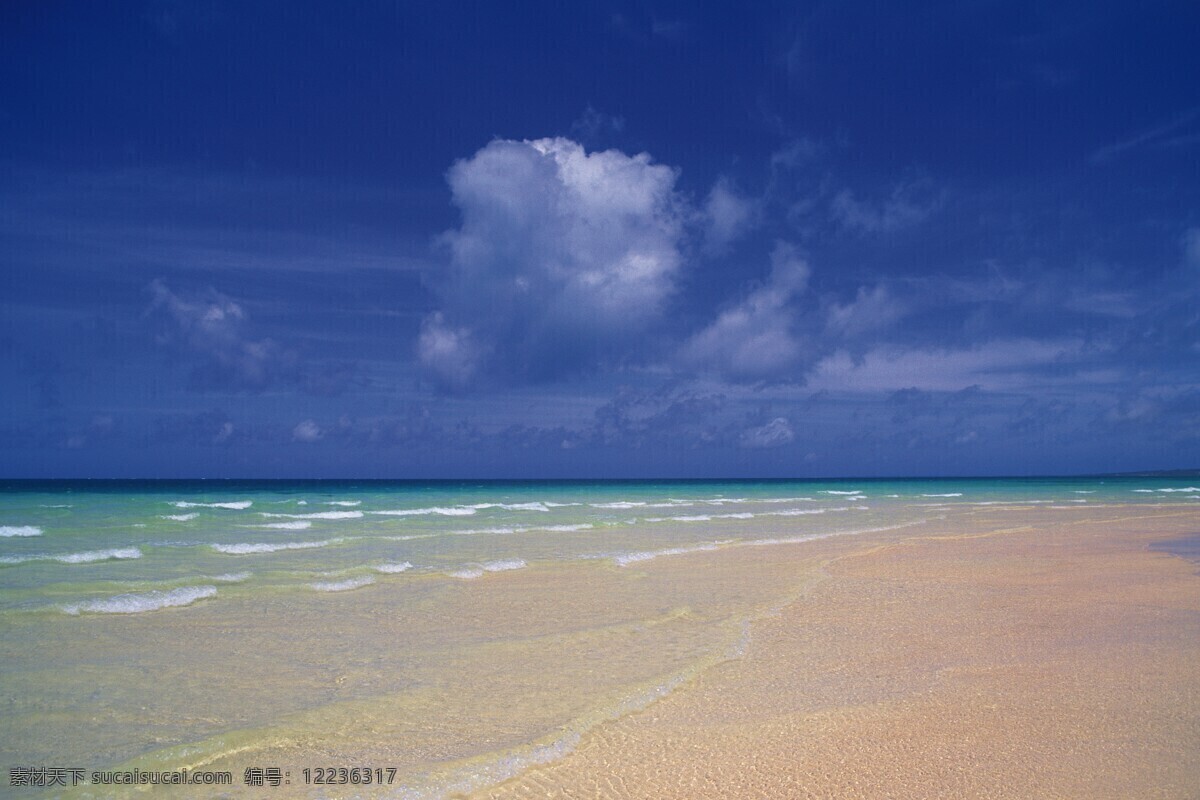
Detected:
[{"left": 474, "top": 506, "right": 1200, "bottom": 799}]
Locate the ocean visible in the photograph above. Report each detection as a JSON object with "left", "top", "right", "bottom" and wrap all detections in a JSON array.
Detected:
[{"left": 1, "top": 477, "right": 1196, "bottom": 797}]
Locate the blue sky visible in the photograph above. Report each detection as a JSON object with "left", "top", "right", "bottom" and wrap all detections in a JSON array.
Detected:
[{"left": 2, "top": 0, "right": 1198, "bottom": 478}]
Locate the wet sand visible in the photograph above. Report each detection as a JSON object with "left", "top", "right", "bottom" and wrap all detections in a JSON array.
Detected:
[{"left": 477, "top": 507, "right": 1200, "bottom": 799}]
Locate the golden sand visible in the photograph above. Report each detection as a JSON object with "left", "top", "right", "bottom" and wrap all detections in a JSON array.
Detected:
[{"left": 475, "top": 508, "right": 1200, "bottom": 799}]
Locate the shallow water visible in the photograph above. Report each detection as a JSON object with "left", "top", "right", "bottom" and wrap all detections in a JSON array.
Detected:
[{"left": 0, "top": 477, "right": 1196, "bottom": 797}]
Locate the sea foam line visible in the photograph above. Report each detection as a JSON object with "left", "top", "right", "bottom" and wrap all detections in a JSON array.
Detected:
[
  {"left": 371, "top": 507, "right": 477, "bottom": 517},
  {"left": 609, "top": 542, "right": 729, "bottom": 566},
  {"left": 172, "top": 501, "right": 252, "bottom": 510},
  {"left": 249, "top": 521, "right": 313, "bottom": 530},
  {"left": 643, "top": 506, "right": 856, "bottom": 523},
  {"left": 396, "top": 617, "right": 751, "bottom": 800},
  {"left": 452, "top": 523, "right": 593, "bottom": 536},
  {"left": 448, "top": 559, "right": 527, "bottom": 579},
  {"left": 62, "top": 586, "right": 217, "bottom": 615},
  {"left": 0, "top": 525, "right": 42, "bottom": 537},
  {"left": 259, "top": 511, "right": 363, "bottom": 520},
  {"left": 212, "top": 539, "right": 337, "bottom": 555},
  {"left": 310, "top": 576, "right": 375, "bottom": 592},
  {"left": 467, "top": 502, "right": 552, "bottom": 512},
  {"left": 0, "top": 547, "right": 142, "bottom": 565}
]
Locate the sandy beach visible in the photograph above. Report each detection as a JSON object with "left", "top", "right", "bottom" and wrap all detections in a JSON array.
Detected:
[
  {"left": 7, "top": 490, "right": 1197, "bottom": 800},
  {"left": 475, "top": 506, "right": 1200, "bottom": 799}
]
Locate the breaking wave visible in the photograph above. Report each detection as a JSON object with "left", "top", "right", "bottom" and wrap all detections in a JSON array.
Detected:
[
  {"left": 372, "top": 507, "right": 477, "bottom": 517},
  {"left": 449, "top": 559, "right": 527, "bottom": 579},
  {"left": 212, "top": 540, "right": 335, "bottom": 555},
  {"left": 171, "top": 501, "right": 252, "bottom": 510},
  {"left": 0, "top": 525, "right": 42, "bottom": 537},
  {"left": 62, "top": 586, "right": 217, "bottom": 615},
  {"left": 259, "top": 511, "right": 363, "bottom": 520},
  {"left": 310, "top": 576, "right": 375, "bottom": 592},
  {"left": 1, "top": 547, "right": 143, "bottom": 565}
]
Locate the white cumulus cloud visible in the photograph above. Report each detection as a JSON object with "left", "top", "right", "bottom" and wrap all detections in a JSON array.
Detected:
[{"left": 420, "top": 137, "right": 686, "bottom": 388}]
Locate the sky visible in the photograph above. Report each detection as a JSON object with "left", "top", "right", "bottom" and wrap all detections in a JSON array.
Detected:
[{"left": 1, "top": 0, "right": 1198, "bottom": 478}]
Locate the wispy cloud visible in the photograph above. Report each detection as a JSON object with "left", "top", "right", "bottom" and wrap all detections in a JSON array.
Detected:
[
  {"left": 700, "top": 178, "right": 761, "bottom": 255},
  {"left": 146, "top": 280, "right": 357, "bottom": 394},
  {"left": 829, "top": 177, "right": 942, "bottom": 234},
  {"left": 680, "top": 242, "right": 811, "bottom": 381},
  {"left": 569, "top": 105, "right": 626, "bottom": 143},
  {"left": 1091, "top": 108, "right": 1200, "bottom": 164}
]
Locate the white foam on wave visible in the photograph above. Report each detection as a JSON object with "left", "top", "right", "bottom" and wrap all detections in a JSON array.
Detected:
[
  {"left": 1074, "top": 490, "right": 1096, "bottom": 494},
  {"left": 611, "top": 542, "right": 727, "bottom": 566},
  {"left": 212, "top": 540, "right": 334, "bottom": 554},
  {"left": 371, "top": 506, "right": 477, "bottom": 517},
  {"left": 468, "top": 502, "right": 551, "bottom": 512},
  {"left": 743, "top": 533, "right": 831, "bottom": 547},
  {"left": 644, "top": 506, "right": 854, "bottom": 523},
  {"left": 40, "top": 504, "right": 72, "bottom": 508},
  {"left": 172, "top": 501, "right": 252, "bottom": 510},
  {"left": 211, "top": 572, "right": 252, "bottom": 583},
  {"left": 822, "top": 490, "right": 863, "bottom": 495},
  {"left": 590, "top": 501, "right": 646, "bottom": 509},
  {"left": 63, "top": 585, "right": 216, "bottom": 615},
  {"left": 743, "top": 519, "right": 924, "bottom": 548},
  {"left": 324, "top": 500, "right": 362, "bottom": 506},
  {"left": 0, "top": 525, "right": 42, "bottom": 537},
  {"left": 449, "top": 559, "right": 527, "bottom": 579},
  {"left": 375, "top": 561, "right": 413, "bottom": 574},
  {"left": 767, "top": 506, "right": 854, "bottom": 517},
  {"left": 484, "top": 558, "right": 526, "bottom": 572},
  {"left": 252, "top": 521, "right": 313, "bottom": 530},
  {"left": 922, "top": 493, "right": 963, "bottom": 497},
  {"left": 1133, "top": 489, "right": 1155, "bottom": 493},
  {"left": 750, "top": 496, "right": 818, "bottom": 504},
  {"left": 1155, "top": 487, "right": 1200, "bottom": 492},
  {"left": 162, "top": 513, "right": 198, "bottom": 521},
  {"left": 57, "top": 547, "right": 143, "bottom": 564},
  {"left": 310, "top": 576, "right": 375, "bottom": 592},
  {"left": 937, "top": 499, "right": 1052, "bottom": 506},
  {"left": 259, "top": 511, "right": 363, "bottom": 520},
  {"left": 452, "top": 523, "right": 594, "bottom": 536},
  {"left": 604, "top": 518, "right": 927, "bottom": 568}
]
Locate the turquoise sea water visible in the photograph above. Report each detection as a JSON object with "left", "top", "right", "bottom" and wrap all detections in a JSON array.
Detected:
[{"left": 1, "top": 477, "right": 1197, "bottom": 796}]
